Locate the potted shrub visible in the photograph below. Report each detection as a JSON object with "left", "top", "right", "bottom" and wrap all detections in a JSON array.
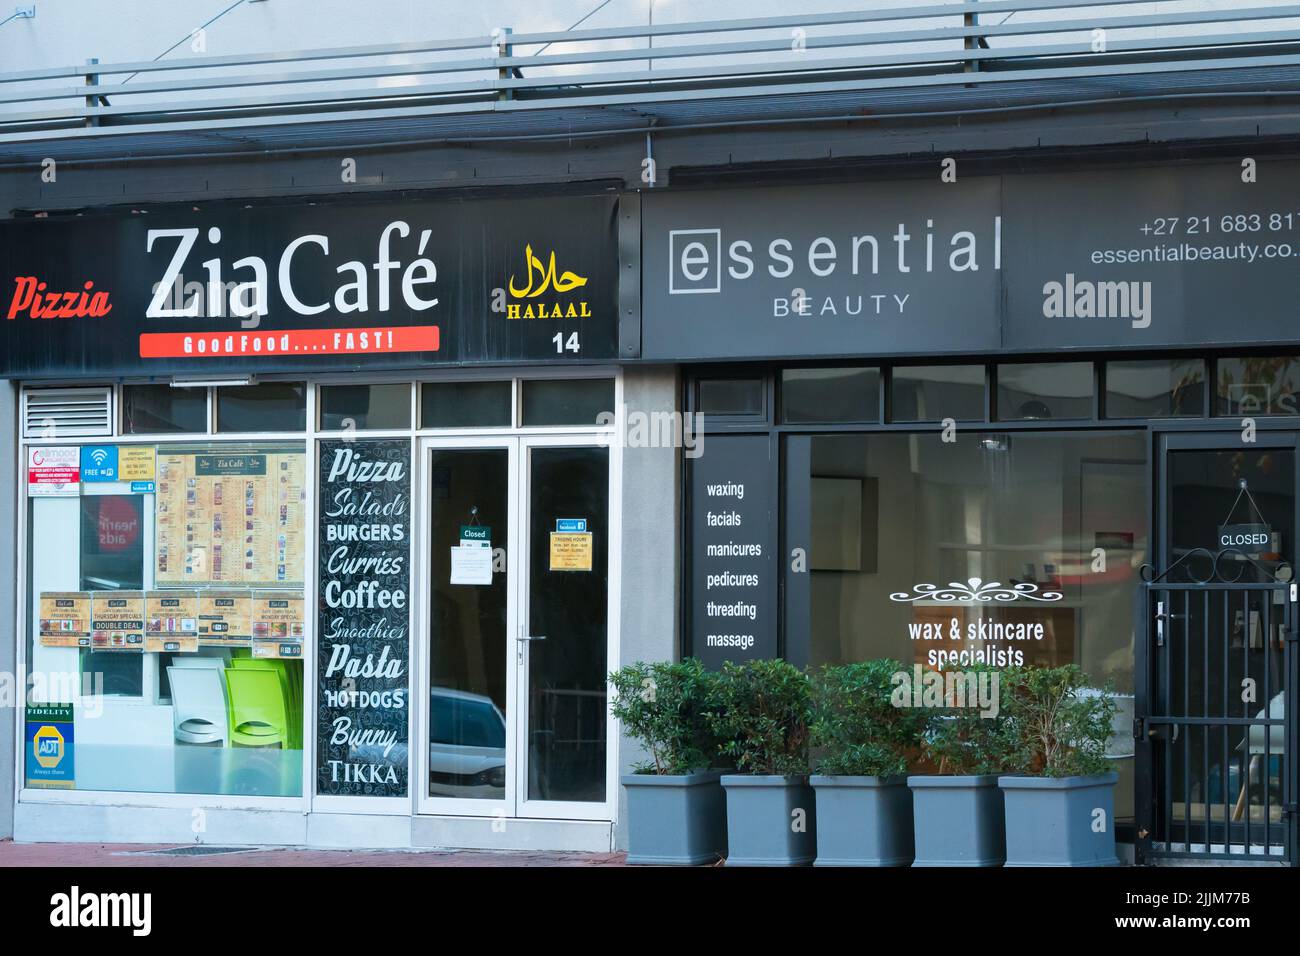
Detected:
[
  {"left": 998, "top": 665, "right": 1120, "bottom": 867},
  {"left": 908, "top": 665, "right": 1016, "bottom": 867},
  {"left": 611, "top": 658, "right": 727, "bottom": 865},
  {"left": 809, "top": 659, "right": 927, "bottom": 866},
  {"left": 709, "top": 659, "right": 815, "bottom": 866}
]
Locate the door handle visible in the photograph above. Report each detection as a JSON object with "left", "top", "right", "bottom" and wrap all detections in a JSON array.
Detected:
[{"left": 515, "top": 632, "right": 544, "bottom": 663}]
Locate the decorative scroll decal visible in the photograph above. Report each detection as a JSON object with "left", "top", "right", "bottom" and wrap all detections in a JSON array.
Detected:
[{"left": 889, "top": 577, "right": 1063, "bottom": 603}]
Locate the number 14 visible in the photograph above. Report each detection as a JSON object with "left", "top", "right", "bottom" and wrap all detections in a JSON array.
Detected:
[{"left": 552, "top": 332, "right": 580, "bottom": 354}]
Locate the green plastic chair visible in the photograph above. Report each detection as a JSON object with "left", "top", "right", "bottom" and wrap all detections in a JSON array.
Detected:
[
  {"left": 230, "top": 658, "right": 301, "bottom": 749},
  {"left": 225, "top": 668, "right": 290, "bottom": 749}
]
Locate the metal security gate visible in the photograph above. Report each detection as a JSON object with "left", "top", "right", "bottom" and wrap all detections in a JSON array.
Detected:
[{"left": 1136, "top": 550, "right": 1298, "bottom": 864}]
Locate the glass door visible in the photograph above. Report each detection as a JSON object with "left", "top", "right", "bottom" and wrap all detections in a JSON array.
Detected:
[
  {"left": 517, "top": 436, "right": 613, "bottom": 819},
  {"left": 418, "top": 434, "right": 614, "bottom": 820},
  {"left": 419, "top": 436, "right": 519, "bottom": 816},
  {"left": 1138, "top": 429, "right": 1298, "bottom": 862}
]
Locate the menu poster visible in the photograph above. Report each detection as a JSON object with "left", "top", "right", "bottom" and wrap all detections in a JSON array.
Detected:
[
  {"left": 145, "top": 591, "right": 198, "bottom": 652},
  {"left": 155, "top": 445, "right": 306, "bottom": 589},
  {"left": 316, "top": 439, "right": 411, "bottom": 797},
  {"left": 90, "top": 591, "right": 145, "bottom": 652},
  {"left": 39, "top": 592, "right": 91, "bottom": 647},
  {"left": 198, "top": 591, "right": 252, "bottom": 646},
  {"left": 252, "top": 591, "right": 304, "bottom": 659}
]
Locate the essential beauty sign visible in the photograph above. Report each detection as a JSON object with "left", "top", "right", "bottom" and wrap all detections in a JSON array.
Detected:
[{"left": 316, "top": 439, "right": 410, "bottom": 797}]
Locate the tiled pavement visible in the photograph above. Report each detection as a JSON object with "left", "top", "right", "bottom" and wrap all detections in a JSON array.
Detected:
[{"left": 0, "top": 839, "right": 627, "bottom": 867}]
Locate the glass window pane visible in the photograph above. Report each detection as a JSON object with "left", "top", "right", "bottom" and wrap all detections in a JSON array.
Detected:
[
  {"left": 997, "top": 362, "right": 1094, "bottom": 420},
  {"left": 781, "top": 430, "right": 1147, "bottom": 826},
  {"left": 421, "top": 381, "right": 512, "bottom": 429},
  {"left": 427, "top": 448, "right": 510, "bottom": 801},
  {"left": 216, "top": 383, "right": 305, "bottom": 432},
  {"left": 1106, "top": 359, "right": 1205, "bottom": 418},
  {"left": 781, "top": 367, "right": 879, "bottom": 423},
  {"left": 1215, "top": 356, "right": 1300, "bottom": 416},
  {"left": 698, "top": 378, "right": 764, "bottom": 417},
  {"left": 122, "top": 384, "right": 207, "bottom": 434},
  {"left": 527, "top": 445, "right": 609, "bottom": 802},
  {"left": 26, "top": 442, "right": 306, "bottom": 797},
  {"left": 81, "top": 650, "right": 143, "bottom": 697},
  {"left": 891, "top": 365, "right": 984, "bottom": 422},
  {"left": 320, "top": 384, "right": 410, "bottom": 430},
  {"left": 521, "top": 379, "right": 614, "bottom": 427}
]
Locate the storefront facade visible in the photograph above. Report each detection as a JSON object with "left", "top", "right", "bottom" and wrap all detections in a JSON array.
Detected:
[
  {"left": 7, "top": 151, "right": 1299, "bottom": 862},
  {"left": 647, "top": 159, "right": 1300, "bottom": 864},
  {"left": 1, "top": 188, "right": 680, "bottom": 851},
  {"left": 5, "top": 4, "right": 1300, "bottom": 864}
]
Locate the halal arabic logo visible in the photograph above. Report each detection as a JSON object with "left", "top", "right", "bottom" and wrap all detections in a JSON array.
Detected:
[
  {"left": 889, "top": 578, "right": 1063, "bottom": 603},
  {"left": 506, "top": 244, "right": 592, "bottom": 320}
]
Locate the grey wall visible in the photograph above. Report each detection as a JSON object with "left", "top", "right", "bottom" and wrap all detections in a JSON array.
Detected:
[
  {"left": 0, "top": 380, "right": 16, "bottom": 839},
  {"left": 614, "top": 364, "right": 680, "bottom": 851}
]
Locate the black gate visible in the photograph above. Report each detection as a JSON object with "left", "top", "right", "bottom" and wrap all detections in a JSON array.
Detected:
[{"left": 1137, "top": 549, "right": 1298, "bottom": 865}]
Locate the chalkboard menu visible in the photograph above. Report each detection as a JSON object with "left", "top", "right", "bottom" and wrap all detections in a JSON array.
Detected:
[
  {"left": 690, "top": 434, "right": 777, "bottom": 668},
  {"left": 316, "top": 439, "right": 411, "bottom": 797}
]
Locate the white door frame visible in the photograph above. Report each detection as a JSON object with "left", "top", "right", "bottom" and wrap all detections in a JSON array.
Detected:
[
  {"left": 413, "top": 432, "right": 619, "bottom": 822},
  {"left": 514, "top": 433, "right": 619, "bottom": 823}
]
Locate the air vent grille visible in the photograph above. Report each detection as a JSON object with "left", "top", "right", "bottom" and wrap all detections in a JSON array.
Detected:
[{"left": 22, "top": 387, "right": 113, "bottom": 439}]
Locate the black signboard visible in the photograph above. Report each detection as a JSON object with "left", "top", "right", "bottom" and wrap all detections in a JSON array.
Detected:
[
  {"left": 642, "top": 160, "right": 1300, "bottom": 359},
  {"left": 1, "top": 192, "right": 619, "bottom": 378},
  {"left": 689, "top": 434, "right": 777, "bottom": 668},
  {"left": 317, "top": 438, "right": 411, "bottom": 797}
]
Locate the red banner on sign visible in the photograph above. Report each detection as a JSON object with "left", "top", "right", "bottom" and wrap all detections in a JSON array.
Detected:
[{"left": 138, "top": 326, "right": 440, "bottom": 359}]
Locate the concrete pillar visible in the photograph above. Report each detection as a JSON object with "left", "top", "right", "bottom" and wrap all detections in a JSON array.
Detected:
[{"left": 613, "top": 365, "right": 681, "bottom": 851}]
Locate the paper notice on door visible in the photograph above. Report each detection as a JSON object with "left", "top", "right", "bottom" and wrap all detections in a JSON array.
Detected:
[
  {"left": 549, "top": 532, "right": 593, "bottom": 572},
  {"left": 450, "top": 544, "right": 493, "bottom": 585}
]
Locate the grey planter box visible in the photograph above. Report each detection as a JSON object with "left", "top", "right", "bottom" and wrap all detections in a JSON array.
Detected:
[
  {"left": 908, "top": 774, "right": 1005, "bottom": 867},
  {"left": 999, "top": 772, "right": 1120, "bottom": 867},
  {"left": 621, "top": 770, "right": 727, "bottom": 865},
  {"left": 811, "top": 775, "right": 914, "bottom": 867},
  {"left": 721, "top": 774, "right": 816, "bottom": 866}
]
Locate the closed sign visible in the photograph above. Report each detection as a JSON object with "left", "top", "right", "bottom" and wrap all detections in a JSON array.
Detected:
[{"left": 1218, "top": 523, "right": 1272, "bottom": 548}]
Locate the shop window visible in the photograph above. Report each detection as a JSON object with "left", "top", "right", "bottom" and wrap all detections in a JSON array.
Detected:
[
  {"left": 319, "top": 383, "right": 411, "bottom": 431},
  {"left": 122, "top": 384, "right": 208, "bottom": 434},
  {"left": 890, "top": 365, "right": 984, "bottom": 422},
  {"left": 26, "top": 441, "right": 307, "bottom": 797},
  {"left": 520, "top": 378, "right": 614, "bottom": 426},
  {"left": 215, "top": 383, "right": 306, "bottom": 432},
  {"left": 82, "top": 649, "right": 144, "bottom": 697},
  {"left": 996, "top": 362, "right": 1094, "bottom": 420},
  {"left": 781, "top": 367, "right": 879, "bottom": 424},
  {"left": 781, "top": 430, "right": 1147, "bottom": 824},
  {"left": 1215, "top": 356, "right": 1300, "bottom": 416},
  {"left": 1105, "top": 359, "right": 1205, "bottom": 418},
  {"left": 421, "top": 381, "right": 512, "bottom": 428},
  {"left": 696, "top": 377, "right": 764, "bottom": 419}
]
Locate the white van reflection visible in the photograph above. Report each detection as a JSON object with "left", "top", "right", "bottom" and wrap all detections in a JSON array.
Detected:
[
  {"left": 428, "top": 688, "right": 506, "bottom": 798},
  {"left": 347, "top": 688, "right": 507, "bottom": 798}
]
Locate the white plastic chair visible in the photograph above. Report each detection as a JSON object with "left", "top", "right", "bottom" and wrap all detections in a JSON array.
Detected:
[
  {"left": 167, "top": 666, "right": 230, "bottom": 746},
  {"left": 1233, "top": 690, "right": 1285, "bottom": 820},
  {"left": 168, "top": 653, "right": 230, "bottom": 670}
]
